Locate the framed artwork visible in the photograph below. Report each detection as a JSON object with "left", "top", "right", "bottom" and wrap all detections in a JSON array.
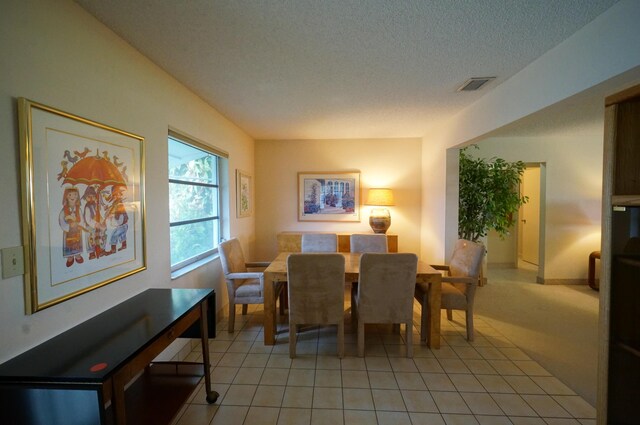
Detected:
[
  {"left": 236, "top": 169, "right": 252, "bottom": 218},
  {"left": 18, "top": 98, "right": 146, "bottom": 314},
  {"left": 298, "top": 171, "right": 360, "bottom": 222}
]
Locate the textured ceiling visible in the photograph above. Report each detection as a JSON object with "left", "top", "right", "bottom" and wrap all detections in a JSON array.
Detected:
[{"left": 75, "top": 0, "right": 618, "bottom": 140}]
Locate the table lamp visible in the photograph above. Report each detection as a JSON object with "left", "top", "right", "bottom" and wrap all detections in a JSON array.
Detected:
[{"left": 365, "top": 188, "right": 394, "bottom": 234}]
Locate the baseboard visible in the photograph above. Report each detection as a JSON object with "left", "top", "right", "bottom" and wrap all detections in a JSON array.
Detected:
[
  {"left": 487, "top": 262, "right": 517, "bottom": 269},
  {"left": 536, "top": 277, "right": 588, "bottom": 285}
]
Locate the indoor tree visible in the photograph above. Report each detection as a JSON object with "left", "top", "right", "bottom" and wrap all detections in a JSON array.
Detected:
[{"left": 458, "top": 145, "right": 528, "bottom": 242}]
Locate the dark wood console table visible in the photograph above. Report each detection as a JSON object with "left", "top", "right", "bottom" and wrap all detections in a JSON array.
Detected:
[{"left": 0, "top": 288, "right": 218, "bottom": 425}]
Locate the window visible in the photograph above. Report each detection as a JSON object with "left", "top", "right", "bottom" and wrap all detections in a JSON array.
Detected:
[{"left": 168, "top": 133, "right": 225, "bottom": 271}]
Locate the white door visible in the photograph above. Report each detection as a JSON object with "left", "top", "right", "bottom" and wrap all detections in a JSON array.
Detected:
[{"left": 520, "top": 166, "right": 540, "bottom": 265}]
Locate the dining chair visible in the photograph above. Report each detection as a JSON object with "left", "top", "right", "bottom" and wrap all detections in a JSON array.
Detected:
[
  {"left": 349, "top": 234, "right": 388, "bottom": 322},
  {"left": 350, "top": 234, "right": 388, "bottom": 253},
  {"left": 415, "top": 239, "right": 485, "bottom": 342},
  {"left": 283, "top": 233, "right": 337, "bottom": 315},
  {"left": 219, "top": 238, "right": 284, "bottom": 333},
  {"left": 301, "top": 233, "right": 338, "bottom": 252},
  {"left": 353, "top": 253, "right": 418, "bottom": 357},
  {"left": 287, "top": 253, "right": 345, "bottom": 358}
]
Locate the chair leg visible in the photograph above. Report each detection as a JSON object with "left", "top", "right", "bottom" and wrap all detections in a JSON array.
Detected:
[
  {"left": 406, "top": 322, "right": 413, "bottom": 358},
  {"left": 337, "top": 322, "right": 344, "bottom": 358},
  {"left": 278, "top": 282, "right": 288, "bottom": 315},
  {"left": 357, "top": 320, "right": 365, "bottom": 357},
  {"left": 242, "top": 304, "right": 248, "bottom": 315},
  {"left": 350, "top": 284, "right": 357, "bottom": 325},
  {"left": 283, "top": 282, "right": 289, "bottom": 309},
  {"left": 279, "top": 290, "right": 285, "bottom": 315},
  {"left": 466, "top": 309, "right": 474, "bottom": 341},
  {"left": 228, "top": 303, "right": 236, "bottom": 333},
  {"left": 289, "top": 323, "right": 297, "bottom": 359},
  {"left": 446, "top": 309, "right": 453, "bottom": 321}
]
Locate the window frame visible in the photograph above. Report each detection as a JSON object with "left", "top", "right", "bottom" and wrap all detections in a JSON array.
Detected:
[{"left": 168, "top": 130, "right": 227, "bottom": 272}]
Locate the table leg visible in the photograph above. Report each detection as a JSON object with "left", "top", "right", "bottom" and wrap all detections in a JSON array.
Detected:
[
  {"left": 200, "top": 299, "right": 219, "bottom": 403},
  {"left": 427, "top": 276, "right": 441, "bottom": 349},
  {"left": 263, "top": 272, "right": 276, "bottom": 345},
  {"left": 112, "top": 367, "right": 130, "bottom": 425}
]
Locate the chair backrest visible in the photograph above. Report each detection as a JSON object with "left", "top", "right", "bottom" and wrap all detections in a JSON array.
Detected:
[
  {"left": 219, "top": 238, "right": 247, "bottom": 275},
  {"left": 350, "top": 234, "right": 388, "bottom": 253},
  {"left": 301, "top": 233, "right": 338, "bottom": 252},
  {"left": 357, "top": 253, "right": 418, "bottom": 322},
  {"left": 287, "top": 253, "right": 345, "bottom": 323},
  {"left": 448, "top": 239, "right": 485, "bottom": 278}
]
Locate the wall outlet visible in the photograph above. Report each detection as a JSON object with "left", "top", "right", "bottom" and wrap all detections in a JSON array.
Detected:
[{"left": 2, "top": 246, "right": 25, "bottom": 279}]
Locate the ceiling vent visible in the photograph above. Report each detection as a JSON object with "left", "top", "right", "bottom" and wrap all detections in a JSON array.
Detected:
[{"left": 457, "top": 77, "right": 496, "bottom": 92}]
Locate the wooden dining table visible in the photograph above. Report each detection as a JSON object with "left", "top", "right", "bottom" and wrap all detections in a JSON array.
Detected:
[{"left": 262, "top": 252, "right": 442, "bottom": 348}]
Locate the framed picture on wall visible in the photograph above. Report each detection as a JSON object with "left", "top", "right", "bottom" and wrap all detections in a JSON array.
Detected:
[
  {"left": 236, "top": 169, "right": 252, "bottom": 218},
  {"left": 298, "top": 171, "right": 361, "bottom": 222},
  {"left": 18, "top": 98, "right": 146, "bottom": 314}
]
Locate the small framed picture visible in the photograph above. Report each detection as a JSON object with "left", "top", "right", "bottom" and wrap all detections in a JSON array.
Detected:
[{"left": 236, "top": 169, "right": 252, "bottom": 218}]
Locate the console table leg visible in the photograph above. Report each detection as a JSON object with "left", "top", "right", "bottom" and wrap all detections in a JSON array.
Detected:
[{"left": 200, "top": 300, "right": 219, "bottom": 404}]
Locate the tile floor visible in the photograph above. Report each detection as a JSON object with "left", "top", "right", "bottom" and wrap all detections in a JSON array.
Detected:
[{"left": 170, "top": 298, "right": 597, "bottom": 425}]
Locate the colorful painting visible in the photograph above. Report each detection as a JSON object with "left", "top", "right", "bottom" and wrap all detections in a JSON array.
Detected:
[
  {"left": 298, "top": 172, "right": 360, "bottom": 222},
  {"left": 18, "top": 99, "right": 146, "bottom": 313},
  {"left": 236, "top": 170, "right": 251, "bottom": 218}
]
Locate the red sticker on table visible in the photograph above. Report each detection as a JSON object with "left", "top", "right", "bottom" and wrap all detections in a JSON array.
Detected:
[{"left": 90, "top": 362, "right": 108, "bottom": 372}]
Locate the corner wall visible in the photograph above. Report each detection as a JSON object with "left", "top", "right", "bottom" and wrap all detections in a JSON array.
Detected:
[{"left": 0, "top": 0, "right": 255, "bottom": 362}]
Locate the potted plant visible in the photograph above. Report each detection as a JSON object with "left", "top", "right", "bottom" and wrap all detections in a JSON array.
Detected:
[{"left": 458, "top": 145, "right": 528, "bottom": 243}]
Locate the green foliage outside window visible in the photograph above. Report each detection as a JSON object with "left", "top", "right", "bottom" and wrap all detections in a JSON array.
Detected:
[{"left": 168, "top": 139, "right": 220, "bottom": 267}]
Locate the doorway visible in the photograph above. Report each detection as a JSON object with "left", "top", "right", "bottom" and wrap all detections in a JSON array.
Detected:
[{"left": 517, "top": 163, "right": 545, "bottom": 279}]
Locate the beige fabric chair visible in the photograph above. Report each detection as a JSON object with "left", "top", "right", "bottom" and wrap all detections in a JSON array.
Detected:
[
  {"left": 350, "top": 234, "right": 388, "bottom": 253},
  {"left": 301, "top": 233, "right": 338, "bottom": 252},
  {"left": 349, "top": 234, "right": 388, "bottom": 322},
  {"left": 353, "top": 253, "right": 418, "bottom": 357},
  {"left": 219, "top": 238, "right": 282, "bottom": 333},
  {"left": 287, "top": 253, "right": 346, "bottom": 358},
  {"left": 282, "top": 233, "right": 337, "bottom": 315},
  {"left": 415, "top": 239, "right": 485, "bottom": 342}
]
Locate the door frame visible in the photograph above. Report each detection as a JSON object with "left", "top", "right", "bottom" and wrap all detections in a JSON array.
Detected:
[{"left": 516, "top": 162, "right": 546, "bottom": 282}]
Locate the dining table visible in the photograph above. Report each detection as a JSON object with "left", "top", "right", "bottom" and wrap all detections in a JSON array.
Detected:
[{"left": 262, "top": 252, "right": 442, "bottom": 348}]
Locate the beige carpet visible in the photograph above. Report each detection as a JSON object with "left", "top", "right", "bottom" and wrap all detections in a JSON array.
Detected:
[{"left": 475, "top": 264, "right": 600, "bottom": 406}]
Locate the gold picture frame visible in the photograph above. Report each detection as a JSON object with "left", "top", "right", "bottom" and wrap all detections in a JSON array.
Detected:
[
  {"left": 236, "top": 169, "right": 252, "bottom": 218},
  {"left": 18, "top": 98, "right": 146, "bottom": 314},
  {"left": 298, "top": 171, "right": 361, "bottom": 222}
]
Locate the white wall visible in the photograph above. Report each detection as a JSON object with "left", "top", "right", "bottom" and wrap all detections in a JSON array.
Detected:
[
  {"left": 254, "top": 138, "right": 422, "bottom": 260},
  {"left": 0, "top": 0, "right": 255, "bottom": 362},
  {"left": 421, "top": 0, "right": 640, "bottom": 261},
  {"left": 474, "top": 136, "right": 603, "bottom": 281}
]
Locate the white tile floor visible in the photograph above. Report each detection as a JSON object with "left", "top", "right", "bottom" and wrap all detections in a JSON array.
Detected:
[{"left": 171, "top": 298, "right": 597, "bottom": 425}]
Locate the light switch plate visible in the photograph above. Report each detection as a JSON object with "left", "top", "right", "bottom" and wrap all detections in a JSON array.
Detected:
[{"left": 2, "top": 246, "right": 25, "bottom": 279}]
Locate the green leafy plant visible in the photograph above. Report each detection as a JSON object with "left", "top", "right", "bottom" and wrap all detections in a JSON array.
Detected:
[{"left": 458, "top": 145, "right": 528, "bottom": 242}]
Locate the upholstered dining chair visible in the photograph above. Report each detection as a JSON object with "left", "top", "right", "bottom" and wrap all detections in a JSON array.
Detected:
[
  {"left": 301, "top": 233, "right": 338, "bottom": 252},
  {"left": 350, "top": 234, "right": 388, "bottom": 253},
  {"left": 353, "top": 253, "right": 418, "bottom": 357},
  {"left": 415, "top": 239, "right": 485, "bottom": 342},
  {"left": 219, "top": 238, "right": 283, "bottom": 333},
  {"left": 287, "top": 253, "right": 346, "bottom": 358},
  {"left": 349, "top": 234, "right": 388, "bottom": 321}
]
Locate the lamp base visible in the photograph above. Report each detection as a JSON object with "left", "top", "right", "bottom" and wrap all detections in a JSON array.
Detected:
[{"left": 369, "top": 208, "right": 390, "bottom": 234}]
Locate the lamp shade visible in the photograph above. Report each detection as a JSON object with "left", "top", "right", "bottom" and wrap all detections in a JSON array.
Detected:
[{"left": 365, "top": 188, "right": 394, "bottom": 206}]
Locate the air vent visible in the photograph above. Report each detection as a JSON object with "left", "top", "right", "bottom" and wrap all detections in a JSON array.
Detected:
[{"left": 457, "top": 77, "right": 496, "bottom": 92}]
